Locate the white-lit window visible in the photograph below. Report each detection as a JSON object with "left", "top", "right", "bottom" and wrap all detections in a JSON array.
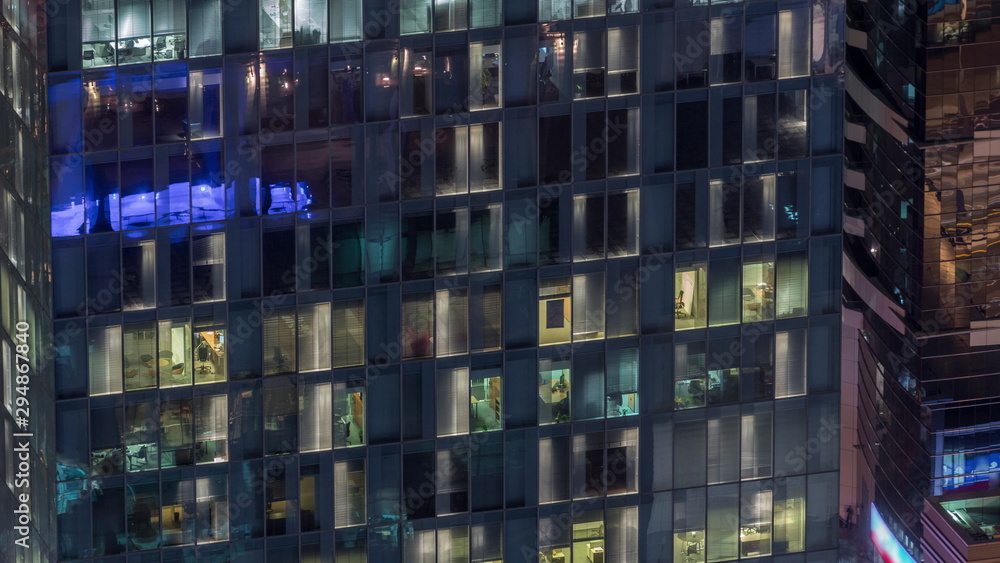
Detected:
[
  {"left": 195, "top": 474, "right": 229, "bottom": 542},
  {"left": 741, "top": 411, "right": 773, "bottom": 479},
  {"left": 778, "top": 8, "right": 810, "bottom": 78},
  {"left": 436, "top": 289, "right": 469, "bottom": 357},
  {"left": 401, "top": 0, "right": 433, "bottom": 34},
  {"left": 775, "top": 329, "right": 807, "bottom": 398},
  {"left": 299, "top": 381, "right": 332, "bottom": 451},
  {"left": 573, "top": 29, "right": 606, "bottom": 99},
  {"left": 334, "top": 459, "right": 366, "bottom": 527},
  {"left": 294, "top": 0, "right": 327, "bottom": 44},
  {"left": 470, "top": 0, "right": 499, "bottom": 27},
  {"left": 298, "top": 303, "right": 331, "bottom": 372},
  {"left": 333, "top": 299, "right": 365, "bottom": 368},
  {"left": 607, "top": 26, "right": 638, "bottom": 96},
  {"left": 330, "top": 0, "right": 362, "bottom": 42},
  {"left": 572, "top": 272, "right": 605, "bottom": 340},
  {"left": 470, "top": 41, "right": 501, "bottom": 111},
  {"left": 540, "top": 0, "right": 571, "bottom": 21},
  {"left": 124, "top": 323, "right": 157, "bottom": 391},
  {"left": 539, "top": 359, "right": 571, "bottom": 425},
  {"left": 159, "top": 319, "right": 192, "bottom": 388},
  {"left": 153, "top": 0, "right": 187, "bottom": 61},
  {"left": 82, "top": 0, "right": 116, "bottom": 68},
  {"left": 260, "top": 0, "right": 293, "bottom": 49},
  {"left": 189, "top": 0, "right": 222, "bottom": 57},
  {"left": 741, "top": 488, "right": 773, "bottom": 557},
  {"left": 470, "top": 124, "right": 502, "bottom": 192},
  {"left": 437, "top": 367, "right": 469, "bottom": 436},
  {"left": 435, "top": 0, "right": 468, "bottom": 31}
]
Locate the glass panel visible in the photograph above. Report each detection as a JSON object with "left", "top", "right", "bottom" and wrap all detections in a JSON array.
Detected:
[
  {"left": 470, "top": 367, "right": 501, "bottom": 432},
  {"left": 125, "top": 399, "right": 159, "bottom": 472},
  {"left": 539, "top": 358, "right": 571, "bottom": 425},
  {"left": 674, "top": 342, "right": 706, "bottom": 409},
  {"left": 333, "top": 299, "right": 365, "bottom": 368},
  {"left": 263, "top": 307, "right": 297, "bottom": 375},
  {"left": 709, "top": 179, "right": 741, "bottom": 247},
  {"left": 776, "top": 252, "right": 808, "bottom": 318},
  {"left": 607, "top": 26, "right": 638, "bottom": 95},
  {"left": 539, "top": 277, "right": 571, "bottom": 346},
  {"left": 434, "top": 0, "right": 467, "bottom": 31},
  {"left": 402, "top": 292, "right": 434, "bottom": 359},
  {"left": 334, "top": 459, "right": 365, "bottom": 527},
  {"left": 572, "top": 272, "right": 604, "bottom": 341},
  {"left": 153, "top": 0, "right": 187, "bottom": 60},
  {"left": 300, "top": 381, "right": 332, "bottom": 451},
  {"left": 573, "top": 29, "right": 605, "bottom": 99},
  {"left": 192, "top": 232, "right": 225, "bottom": 302},
  {"left": 469, "top": 41, "right": 500, "bottom": 110},
  {"left": 400, "top": 46, "right": 433, "bottom": 117},
  {"left": 260, "top": 0, "right": 293, "bottom": 49},
  {"left": 675, "top": 262, "right": 707, "bottom": 330},
  {"left": 742, "top": 259, "right": 775, "bottom": 322},
  {"left": 195, "top": 394, "right": 228, "bottom": 463},
  {"left": 401, "top": 0, "right": 432, "bottom": 34},
  {"left": 194, "top": 328, "right": 226, "bottom": 383},
  {"left": 295, "top": 0, "right": 328, "bottom": 44},
  {"left": 124, "top": 323, "right": 158, "bottom": 391},
  {"left": 189, "top": 0, "right": 221, "bottom": 57},
  {"left": 333, "top": 380, "right": 365, "bottom": 447},
  {"left": 195, "top": 474, "right": 229, "bottom": 542},
  {"left": 330, "top": 0, "right": 362, "bottom": 43},
  {"left": 158, "top": 319, "right": 192, "bottom": 387},
  {"left": 437, "top": 367, "right": 469, "bottom": 437},
  {"left": 160, "top": 397, "right": 194, "bottom": 468},
  {"left": 82, "top": 0, "right": 116, "bottom": 68}
]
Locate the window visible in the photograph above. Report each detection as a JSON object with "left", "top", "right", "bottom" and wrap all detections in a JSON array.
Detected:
[
  {"left": 300, "top": 380, "right": 332, "bottom": 452},
  {"left": 539, "top": 33, "right": 571, "bottom": 102},
  {"left": 607, "top": 429, "right": 639, "bottom": 494},
  {"left": 434, "top": 0, "right": 468, "bottom": 30},
  {"left": 82, "top": 0, "right": 116, "bottom": 68},
  {"left": 538, "top": 277, "right": 571, "bottom": 345},
  {"left": 742, "top": 259, "right": 775, "bottom": 322},
  {"left": 195, "top": 474, "right": 229, "bottom": 542},
  {"left": 470, "top": 281, "right": 502, "bottom": 352},
  {"left": 192, "top": 232, "right": 225, "bottom": 302},
  {"left": 573, "top": 30, "right": 606, "bottom": 99},
  {"left": 709, "top": 179, "right": 741, "bottom": 247},
  {"left": 158, "top": 319, "right": 192, "bottom": 387},
  {"left": 124, "top": 323, "right": 157, "bottom": 391},
  {"left": 260, "top": 0, "right": 293, "bottom": 49},
  {"left": 675, "top": 262, "right": 708, "bottom": 330},
  {"left": 470, "top": 123, "right": 501, "bottom": 192},
  {"left": 470, "top": 0, "right": 499, "bottom": 27},
  {"left": 401, "top": 0, "right": 433, "bottom": 34},
  {"left": 743, "top": 175, "right": 776, "bottom": 243},
  {"left": 189, "top": 0, "right": 221, "bottom": 57},
  {"left": 2, "top": 341, "right": 10, "bottom": 414},
  {"left": 333, "top": 299, "right": 365, "bottom": 368},
  {"left": 438, "top": 367, "right": 469, "bottom": 436},
  {"left": 264, "top": 380, "right": 298, "bottom": 455},
  {"left": 122, "top": 238, "right": 156, "bottom": 310},
  {"left": 194, "top": 393, "right": 228, "bottom": 464},
  {"left": 118, "top": 0, "right": 153, "bottom": 63},
  {"left": 437, "top": 447, "right": 469, "bottom": 515},
  {"left": 125, "top": 399, "right": 159, "bottom": 472},
  {"left": 470, "top": 205, "right": 502, "bottom": 270},
  {"left": 778, "top": 90, "right": 809, "bottom": 159},
  {"left": 294, "top": 0, "right": 327, "bottom": 44},
  {"left": 741, "top": 409, "right": 773, "bottom": 479},
  {"left": 775, "top": 329, "right": 807, "bottom": 398},
  {"left": 436, "top": 127, "right": 469, "bottom": 195},
  {"left": 778, "top": 7, "right": 810, "bottom": 78},
  {"left": 776, "top": 252, "right": 808, "bottom": 318},
  {"left": 470, "top": 41, "right": 501, "bottom": 110},
  {"left": 607, "top": 27, "right": 638, "bottom": 96},
  {"left": 607, "top": 347, "right": 638, "bottom": 417},
  {"left": 710, "top": 15, "right": 742, "bottom": 85},
  {"left": 334, "top": 380, "right": 365, "bottom": 447},
  {"left": 329, "top": 0, "right": 362, "bottom": 42},
  {"left": 707, "top": 413, "right": 739, "bottom": 484},
  {"left": 573, "top": 272, "right": 605, "bottom": 340},
  {"left": 744, "top": 94, "right": 776, "bottom": 162},
  {"left": 193, "top": 326, "right": 225, "bottom": 383},
  {"left": 334, "top": 459, "right": 366, "bottom": 528},
  {"left": 436, "top": 208, "right": 469, "bottom": 275},
  {"left": 539, "top": 358, "right": 571, "bottom": 424},
  {"left": 575, "top": 0, "right": 603, "bottom": 17},
  {"left": 298, "top": 303, "right": 332, "bottom": 372},
  {"left": 87, "top": 326, "right": 123, "bottom": 396},
  {"left": 160, "top": 396, "right": 193, "bottom": 468},
  {"left": 436, "top": 289, "right": 469, "bottom": 357},
  {"left": 470, "top": 367, "right": 501, "bottom": 432},
  {"left": 402, "top": 292, "right": 434, "bottom": 359},
  {"left": 745, "top": 9, "right": 776, "bottom": 82},
  {"left": 264, "top": 307, "right": 297, "bottom": 375},
  {"left": 674, "top": 341, "right": 706, "bottom": 409},
  {"left": 400, "top": 46, "right": 433, "bottom": 117},
  {"left": 539, "top": 437, "right": 571, "bottom": 503},
  {"left": 673, "top": 488, "right": 706, "bottom": 561},
  {"left": 740, "top": 486, "right": 773, "bottom": 557}
]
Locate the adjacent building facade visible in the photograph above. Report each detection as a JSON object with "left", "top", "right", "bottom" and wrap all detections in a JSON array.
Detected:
[
  {"left": 844, "top": 0, "right": 1000, "bottom": 559},
  {"left": 36, "top": 0, "right": 845, "bottom": 560}
]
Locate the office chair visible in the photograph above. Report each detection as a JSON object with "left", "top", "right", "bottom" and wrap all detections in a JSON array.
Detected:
[{"left": 197, "top": 343, "right": 212, "bottom": 374}]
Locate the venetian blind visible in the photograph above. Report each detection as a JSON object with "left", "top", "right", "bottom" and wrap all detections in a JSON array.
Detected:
[
  {"left": 89, "top": 325, "right": 122, "bottom": 395},
  {"left": 775, "top": 329, "right": 807, "bottom": 398},
  {"left": 263, "top": 307, "right": 297, "bottom": 375},
  {"left": 298, "top": 303, "right": 331, "bottom": 372},
  {"left": 299, "top": 381, "right": 332, "bottom": 451},
  {"left": 436, "top": 289, "right": 469, "bottom": 357},
  {"left": 436, "top": 367, "right": 469, "bottom": 437},
  {"left": 333, "top": 299, "right": 365, "bottom": 368},
  {"left": 707, "top": 415, "right": 739, "bottom": 484}
]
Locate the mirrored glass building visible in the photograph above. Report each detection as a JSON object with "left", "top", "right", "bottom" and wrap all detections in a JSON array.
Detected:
[
  {"left": 39, "top": 0, "right": 843, "bottom": 560},
  {"left": 843, "top": 0, "right": 1000, "bottom": 559}
]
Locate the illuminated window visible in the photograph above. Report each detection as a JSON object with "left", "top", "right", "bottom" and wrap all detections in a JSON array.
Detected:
[
  {"left": 438, "top": 367, "right": 470, "bottom": 436},
  {"left": 742, "top": 259, "right": 775, "bottom": 322},
  {"left": 573, "top": 29, "right": 606, "bottom": 99},
  {"left": 402, "top": 292, "right": 434, "bottom": 359},
  {"left": 334, "top": 379, "right": 365, "bottom": 448},
  {"left": 470, "top": 367, "right": 501, "bottom": 432},
  {"left": 740, "top": 487, "right": 773, "bottom": 557},
  {"left": 195, "top": 473, "right": 229, "bottom": 542},
  {"left": 300, "top": 380, "right": 332, "bottom": 452},
  {"left": 89, "top": 326, "right": 123, "bottom": 396},
  {"left": 401, "top": 0, "right": 433, "bottom": 34},
  {"left": 330, "top": 0, "right": 362, "bottom": 43},
  {"left": 607, "top": 26, "right": 638, "bottom": 96},
  {"left": 193, "top": 325, "right": 225, "bottom": 384},
  {"left": 298, "top": 303, "right": 332, "bottom": 373},
  {"left": 334, "top": 459, "right": 366, "bottom": 528},
  {"left": 125, "top": 399, "right": 159, "bottom": 471},
  {"left": 470, "top": 41, "right": 501, "bottom": 111},
  {"left": 263, "top": 307, "right": 297, "bottom": 375},
  {"left": 157, "top": 0, "right": 191, "bottom": 61},
  {"left": 607, "top": 347, "right": 638, "bottom": 417},
  {"left": 776, "top": 252, "right": 808, "bottom": 318},
  {"left": 124, "top": 323, "right": 157, "bottom": 391},
  {"left": 741, "top": 410, "right": 773, "bottom": 479},
  {"left": 775, "top": 329, "right": 807, "bottom": 398},
  {"left": 294, "top": 0, "right": 327, "bottom": 45},
  {"left": 539, "top": 358, "right": 571, "bottom": 424},
  {"left": 82, "top": 0, "right": 116, "bottom": 68},
  {"left": 675, "top": 262, "right": 708, "bottom": 330},
  {"left": 192, "top": 232, "right": 225, "bottom": 301},
  {"left": 260, "top": 0, "right": 293, "bottom": 49}
]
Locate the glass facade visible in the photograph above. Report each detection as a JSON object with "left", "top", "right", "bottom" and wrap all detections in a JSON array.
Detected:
[
  {"left": 844, "top": 0, "right": 1000, "bottom": 556},
  {"left": 0, "top": 0, "right": 58, "bottom": 559},
  {"left": 44, "top": 0, "right": 843, "bottom": 560}
]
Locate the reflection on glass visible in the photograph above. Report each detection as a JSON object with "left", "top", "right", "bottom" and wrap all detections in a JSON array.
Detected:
[
  {"left": 160, "top": 398, "right": 193, "bottom": 468},
  {"left": 470, "top": 41, "right": 501, "bottom": 110},
  {"left": 125, "top": 323, "right": 158, "bottom": 390},
  {"left": 195, "top": 394, "right": 228, "bottom": 463},
  {"left": 125, "top": 401, "right": 159, "bottom": 472},
  {"left": 675, "top": 342, "right": 706, "bottom": 410},
  {"left": 401, "top": 46, "right": 433, "bottom": 117},
  {"left": 539, "top": 34, "right": 571, "bottom": 102},
  {"left": 83, "top": 0, "right": 117, "bottom": 68},
  {"left": 539, "top": 359, "right": 571, "bottom": 424},
  {"left": 334, "top": 459, "right": 366, "bottom": 528},
  {"left": 675, "top": 263, "right": 708, "bottom": 330},
  {"left": 195, "top": 474, "right": 229, "bottom": 542}
]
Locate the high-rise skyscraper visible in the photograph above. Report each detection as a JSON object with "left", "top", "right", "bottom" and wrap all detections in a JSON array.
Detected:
[
  {"left": 843, "top": 0, "right": 1000, "bottom": 560},
  {"left": 9, "top": 0, "right": 845, "bottom": 560}
]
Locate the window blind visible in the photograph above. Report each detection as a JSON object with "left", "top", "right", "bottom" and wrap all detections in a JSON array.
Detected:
[
  {"left": 436, "top": 367, "right": 469, "bottom": 436},
  {"left": 329, "top": 0, "right": 362, "bottom": 42},
  {"left": 709, "top": 256, "right": 740, "bottom": 326},
  {"left": 189, "top": 0, "right": 222, "bottom": 56},
  {"left": 402, "top": 292, "right": 434, "bottom": 359},
  {"left": 710, "top": 17, "right": 740, "bottom": 55},
  {"left": 740, "top": 412, "right": 773, "bottom": 479},
  {"left": 298, "top": 303, "right": 331, "bottom": 372},
  {"left": 574, "top": 29, "right": 606, "bottom": 72},
  {"left": 333, "top": 299, "right": 364, "bottom": 367},
  {"left": 83, "top": 0, "right": 116, "bottom": 42},
  {"left": 607, "top": 347, "right": 638, "bottom": 394},
  {"left": 118, "top": 0, "right": 151, "bottom": 39},
  {"left": 574, "top": 0, "right": 603, "bottom": 18},
  {"left": 469, "top": 0, "right": 499, "bottom": 28},
  {"left": 775, "top": 329, "right": 807, "bottom": 398},
  {"left": 404, "top": 529, "right": 437, "bottom": 563},
  {"left": 605, "top": 506, "right": 638, "bottom": 563},
  {"left": 152, "top": 0, "right": 185, "bottom": 35},
  {"left": 299, "top": 381, "right": 332, "bottom": 451},
  {"left": 776, "top": 252, "right": 808, "bottom": 318},
  {"left": 89, "top": 325, "right": 123, "bottom": 395},
  {"left": 400, "top": 0, "right": 432, "bottom": 34},
  {"left": 476, "top": 283, "right": 502, "bottom": 351},
  {"left": 608, "top": 26, "right": 638, "bottom": 72},
  {"left": 778, "top": 10, "right": 809, "bottom": 78},
  {"left": 434, "top": 0, "right": 467, "bottom": 32},
  {"left": 436, "top": 289, "right": 469, "bottom": 357},
  {"left": 263, "top": 307, "right": 297, "bottom": 375},
  {"left": 572, "top": 272, "right": 605, "bottom": 338},
  {"left": 707, "top": 415, "right": 739, "bottom": 484}
]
